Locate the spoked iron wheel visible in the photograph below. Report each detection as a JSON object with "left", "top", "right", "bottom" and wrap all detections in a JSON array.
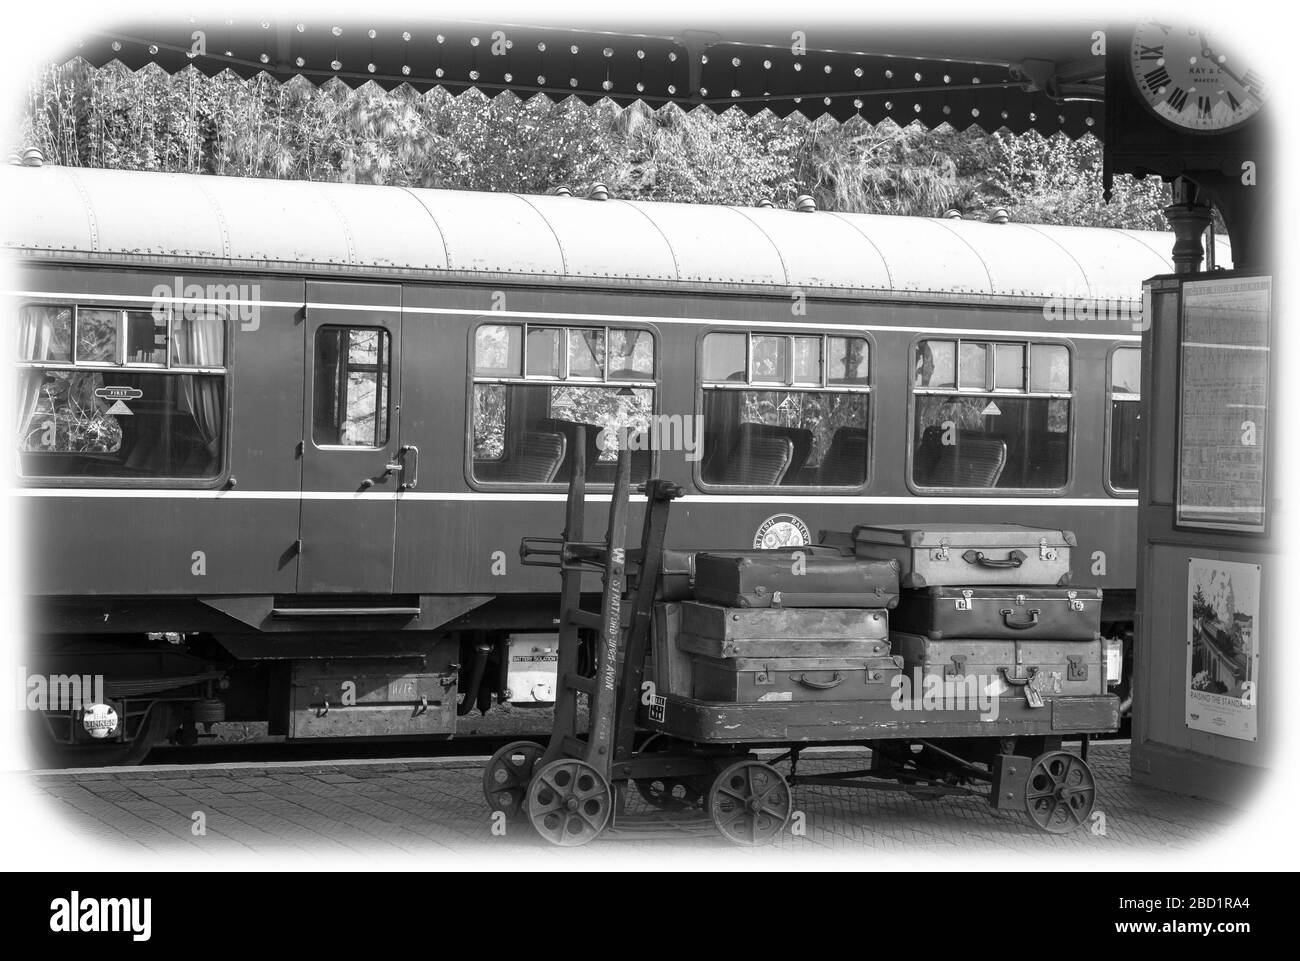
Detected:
[
  {"left": 482, "top": 740, "right": 545, "bottom": 821},
  {"left": 526, "top": 758, "right": 613, "bottom": 846},
  {"left": 707, "top": 760, "right": 792, "bottom": 846},
  {"left": 1025, "top": 751, "right": 1097, "bottom": 834}
]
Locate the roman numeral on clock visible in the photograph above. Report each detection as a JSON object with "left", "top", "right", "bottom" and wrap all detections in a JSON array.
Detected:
[
  {"left": 1226, "top": 90, "right": 1241, "bottom": 111},
  {"left": 1166, "top": 86, "right": 1189, "bottom": 112},
  {"left": 1243, "top": 69, "right": 1265, "bottom": 97},
  {"left": 1197, "top": 96, "right": 1212, "bottom": 119},
  {"left": 1143, "top": 66, "right": 1171, "bottom": 91},
  {"left": 1138, "top": 44, "right": 1164, "bottom": 60}
]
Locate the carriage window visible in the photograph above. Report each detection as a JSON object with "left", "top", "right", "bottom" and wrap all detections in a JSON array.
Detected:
[
  {"left": 912, "top": 338, "right": 1071, "bottom": 490},
  {"left": 472, "top": 322, "right": 656, "bottom": 485},
  {"left": 1109, "top": 347, "right": 1141, "bottom": 492},
  {"left": 313, "top": 327, "right": 390, "bottom": 447},
  {"left": 699, "top": 331, "right": 870, "bottom": 489},
  {"left": 16, "top": 303, "right": 227, "bottom": 480}
]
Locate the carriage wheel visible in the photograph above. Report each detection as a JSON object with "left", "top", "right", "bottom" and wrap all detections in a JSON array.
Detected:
[
  {"left": 482, "top": 740, "right": 545, "bottom": 821},
  {"left": 1024, "top": 751, "right": 1097, "bottom": 834},
  {"left": 526, "top": 758, "right": 613, "bottom": 846},
  {"left": 708, "top": 760, "right": 792, "bottom": 846}
]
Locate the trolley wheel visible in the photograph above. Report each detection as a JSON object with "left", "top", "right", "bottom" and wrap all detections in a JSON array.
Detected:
[
  {"left": 633, "top": 775, "right": 708, "bottom": 810},
  {"left": 1025, "top": 750, "right": 1097, "bottom": 834},
  {"left": 708, "top": 760, "right": 793, "bottom": 846},
  {"left": 482, "top": 740, "right": 545, "bottom": 821},
  {"left": 526, "top": 758, "right": 613, "bottom": 846}
]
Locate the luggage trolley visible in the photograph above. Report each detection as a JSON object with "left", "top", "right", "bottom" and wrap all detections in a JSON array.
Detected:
[{"left": 484, "top": 438, "right": 1119, "bottom": 846}]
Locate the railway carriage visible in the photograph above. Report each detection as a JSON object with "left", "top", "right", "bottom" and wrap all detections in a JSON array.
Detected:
[{"left": 2, "top": 160, "right": 1227, "bottom": 763}]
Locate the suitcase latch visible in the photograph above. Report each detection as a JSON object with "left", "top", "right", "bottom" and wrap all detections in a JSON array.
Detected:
[
  {"left": 1066, "top": 655, "right": 1088, "bottom": 681},
  {"left": 944, "top": 654, "right": 967, "bottom": 678},
  {"left": 955, "top": 589, "right": 974, "bottom": 612},
  {"left": 931, "top": 539, "right": 951, "bottom": 562},
  {"left": 1067, "top": 590, "right": 1084, "bottom": 612},
  {"left": 755, "top": 665, "right": 776, "bottom": 686},
  {"left": 1038, "top": 537, "right": 1057, "bottom": 561}
]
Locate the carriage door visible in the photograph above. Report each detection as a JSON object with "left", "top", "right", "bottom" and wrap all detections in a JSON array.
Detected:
[{"left": 298, "top": 281, "right": 403, "bottom": 593}]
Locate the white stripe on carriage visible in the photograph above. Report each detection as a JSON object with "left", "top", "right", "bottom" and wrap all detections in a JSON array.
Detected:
[
  {"left": 5, "top": 291, "right": 1143, "bottom": 342},
  {"left": 10, "top": 489, "right": 1138, "bottom": 507}
]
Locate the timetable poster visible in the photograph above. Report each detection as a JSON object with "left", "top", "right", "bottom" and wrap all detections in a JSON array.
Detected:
[
  {"left": 1177, "top": 276, "right": 1271, "bottom": 532},
  {"left": 1186, "top": 558, "right": 1260, "bottom": 741}
]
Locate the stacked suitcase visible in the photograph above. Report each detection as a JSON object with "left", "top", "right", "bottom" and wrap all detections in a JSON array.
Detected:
[
  {"left": 845, "top": 524, "right": 1106, "bottom": 707},
  {"left": 651, "top": 548, "right": 902, "bottom": 703}
]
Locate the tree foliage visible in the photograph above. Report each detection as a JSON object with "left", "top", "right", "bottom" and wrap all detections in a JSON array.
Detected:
[{"left": 16, "top": 61, "right": 1169, "bottom": 228}]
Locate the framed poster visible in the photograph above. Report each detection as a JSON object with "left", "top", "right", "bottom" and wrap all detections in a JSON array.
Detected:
[
  {"left": 1176, "top": 276, "right": 1271, "bottom": 532},
  {"left": 1185, "top": 557, "right": 1260, "bottom": 741}
]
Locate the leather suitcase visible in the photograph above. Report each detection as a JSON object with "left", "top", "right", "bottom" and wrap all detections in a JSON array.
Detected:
[
  {"left": 891, "top": 587, "right": 1102, "bottom": 640},
  {"left": 850, "top": 524, "right": 1074, "bottom": 588},
  {"left": 691, "top": 654, "right": 903, "bottom": 703},
  {"left": 678, "top": 602, "right": 890, "bottom": 658},
  {"left": 658, "top": 546, "right": 848, "bottom": 601},
  {"left": 649, "top": 602, "right": 695, "bottom": 696},
  {"left": 693, "top": 551, "right": 900, "bottom": 608},
  {"left": 892, "top": 632, "right": 1104, "bottom": 699}
]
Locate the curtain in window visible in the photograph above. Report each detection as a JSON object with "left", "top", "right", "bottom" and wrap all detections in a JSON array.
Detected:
[
  {"left": 15, "top": 307, "right": 58, "bottom": 438},
  {"left": 174, "top": 311, "right": 224, "bottom": 456}
]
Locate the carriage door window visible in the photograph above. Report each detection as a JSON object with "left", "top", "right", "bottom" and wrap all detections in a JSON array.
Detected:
[
  {"left": 1109, "top": 347, "right": 1141, "bottom": 492},
  {"left": 699, "top": 332, "right": 870, "bottom": 489},
  {"left": 312, "top": 326, "right": 390, "bottom": 447},
  {"left": 912, "top": 339, "right": 1071, "bottom": 490}
]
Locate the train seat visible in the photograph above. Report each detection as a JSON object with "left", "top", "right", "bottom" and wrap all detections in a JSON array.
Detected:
[
  {"left": 476, "top": 430, "right": 568, "bottom": 483},
  {"left": 817, "top": 426, "right": 869, "bottom": 486},
  {"left": 715, "top": 428, "right": 795, "bottom": 486},
  {"left": 914, "top": 425, "right": 1007, "bottom": 488}
]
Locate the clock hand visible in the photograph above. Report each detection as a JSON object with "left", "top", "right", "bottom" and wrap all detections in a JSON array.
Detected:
[{"left": 1196, "top": 31, "right": 1257, "bottom": 95}]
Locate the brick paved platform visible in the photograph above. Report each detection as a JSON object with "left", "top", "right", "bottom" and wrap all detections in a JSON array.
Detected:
[{"left": 16, "top": 743, "right": 1242, "bottom": 860}]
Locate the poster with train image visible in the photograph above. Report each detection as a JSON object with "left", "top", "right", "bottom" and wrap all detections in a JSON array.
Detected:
[{"left": 1186, "top": 558, "right": 1261, "bottom": 741}]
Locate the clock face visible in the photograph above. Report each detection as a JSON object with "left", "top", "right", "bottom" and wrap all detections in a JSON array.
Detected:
[{"left": 1128, "top": 21, "right": 1265, "bottom": 133}]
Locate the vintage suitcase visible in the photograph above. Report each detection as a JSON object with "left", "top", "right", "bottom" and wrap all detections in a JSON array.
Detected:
[
  {"left": 658, "top": 546, "right": 848, "bottom": 601},
  {"left": 892, "top": 632, "right": 1104, "bottom": 699},
  {"left": 891, "top": 586, "right": 1102, "bottom": 640},
  {"left": 691, "top": 654, "right": 903, "bottom": 703},
  {"left": 693, "top": 551, "right": 900, "bottom": 608},
  {"left": 649, "top": 601, "right": 696, "bottom": 696},
  {"left": 850, "top": 523, "right": 1074, "bottom": 588},
  {"left": 678, "top": 602, "right": 890, "bottom": 658}
]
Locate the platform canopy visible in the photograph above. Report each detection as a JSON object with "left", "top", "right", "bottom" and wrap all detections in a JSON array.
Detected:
[{"left": 57, "top": 15, "right": 1107, "bottom": 138}]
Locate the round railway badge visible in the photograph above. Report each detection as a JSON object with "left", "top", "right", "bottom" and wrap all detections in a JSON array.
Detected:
[
  {"left": 753, "top": 513, "right": 812, "bottom": 550},
  {"left": 81, "top": 703, "right": 119, "bottom": 739}
]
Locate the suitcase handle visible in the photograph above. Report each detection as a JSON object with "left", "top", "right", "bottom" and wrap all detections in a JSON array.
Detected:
[
  {"left": 999, "top": 666, "right": 1040, "bottom": 687},
  {"left": 790, "top": 672, "right": 845, "bottom": 690},
  {"left": 999, "top": 608, "right": 1042, "bottom": 630},
  {"left": 962, "top": 548, "right": 1027, "bottom": 569}
]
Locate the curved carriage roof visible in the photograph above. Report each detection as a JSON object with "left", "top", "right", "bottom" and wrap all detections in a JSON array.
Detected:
[{"left": 2, "top": 164, "right": 1225, "bottom": 302}]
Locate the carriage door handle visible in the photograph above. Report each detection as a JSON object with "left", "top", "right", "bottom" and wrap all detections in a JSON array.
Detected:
[{"left": 399, "top": 445, "right": 420, "bottom": 490}]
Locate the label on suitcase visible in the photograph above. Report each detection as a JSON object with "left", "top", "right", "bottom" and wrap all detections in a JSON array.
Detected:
[
  {"left": 658, "top": 546, "right": 848, "bottom": 601},
  {"left": 891, "top": 586, "right": 1102, "bottom": 640},
  {"left": 850, "top": 524, "right": 1074, "bottom": 588},
  {"left": 678, "top": 602, "right": 890, "bottom": 658},
  {"left": 891, "top": 632, "right": 1104, "bottom": 702},
  {"left": 691, "top": 654, "right": 903, "bottom": 703},
  {"left": 693, "top": 551, "right": 900, "bottom": 608}
]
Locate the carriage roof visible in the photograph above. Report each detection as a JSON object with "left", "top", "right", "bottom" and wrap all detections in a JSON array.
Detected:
[{"left": 2, "top": 164, "right": 1226, "bottom": 302}]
